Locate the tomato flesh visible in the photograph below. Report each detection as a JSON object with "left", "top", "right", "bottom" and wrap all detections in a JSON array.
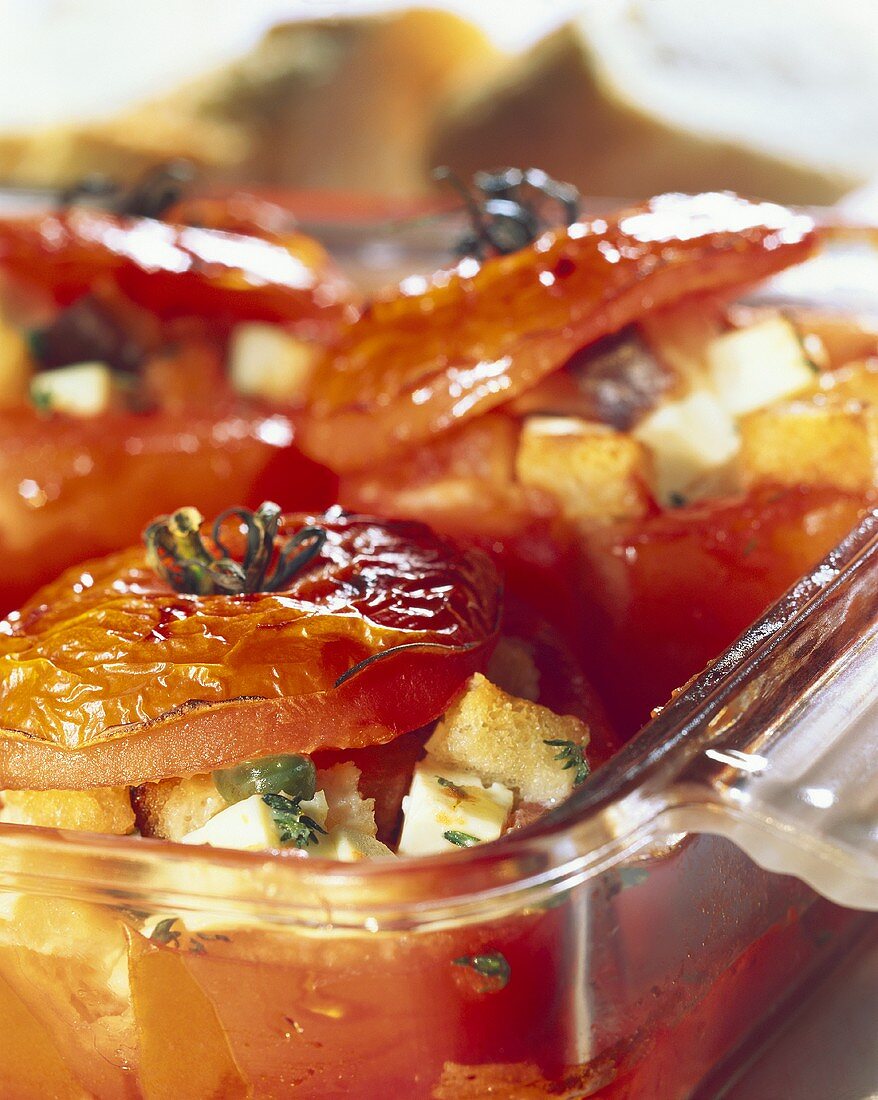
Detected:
[{"left": 578, "top": 486, "right": 869, "bottom": 738}]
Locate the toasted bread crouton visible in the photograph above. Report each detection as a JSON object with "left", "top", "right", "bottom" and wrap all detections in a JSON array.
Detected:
[
  {"left": 820, "top": 358, "right": 878, "bottom": 406},
  {"left": 516, "top": 416, "right": 654, "bottom": 521},
  {"left": 739, "top": 395, "right": 878, "bottom": 493},
  {"left": 131, "top": 774, "right": 226, "bottom": 842},
  {"left": 425, "top": 674, "right": 590, "bottom": 803},
  {"left": 317, "top": 763, "right": 378, "bottom": 837},
  {"left": 0, "top": 787, "right": 134, "bottom": 835},
  {"left": 0, "top": 314, "right": 33, "bottom": 407}
]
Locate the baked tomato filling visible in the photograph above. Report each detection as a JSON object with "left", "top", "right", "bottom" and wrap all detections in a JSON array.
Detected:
[{"left": 0, "top": 180, "right": 874, "bottom": 858}]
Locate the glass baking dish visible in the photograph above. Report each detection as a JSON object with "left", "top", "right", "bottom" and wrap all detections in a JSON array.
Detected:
[
  {"left": 0, "top": 508, "right": 874, "bottom": 1099},
  {"left": 0, "top": 197, "right": 876, "bottom": 1098}
]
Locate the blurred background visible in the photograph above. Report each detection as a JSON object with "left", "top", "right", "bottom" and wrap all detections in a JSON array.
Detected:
[{"left": 1, "top": 0, "right": 878, "bottom": 208}]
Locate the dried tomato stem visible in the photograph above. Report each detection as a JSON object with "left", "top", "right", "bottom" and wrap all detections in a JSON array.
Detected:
[{"left": 144, "top": 501, "right": 326, "bottom": 595}]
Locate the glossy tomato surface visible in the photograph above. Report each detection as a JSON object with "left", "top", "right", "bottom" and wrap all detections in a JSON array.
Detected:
[
  {"left": 303, "top": 193, "right": 817, "bottom": 470},
  {"left": 0, "top": 209, "right": 353, "bottom": 337},
  {"left": 0, "top": 510, "right": 500, "bottom": 789},
  {"left": 0, "top": 403, "right": 336, "bottom": 614}
]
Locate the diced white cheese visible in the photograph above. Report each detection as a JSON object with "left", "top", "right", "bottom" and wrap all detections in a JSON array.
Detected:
[
  {"left": 229, "top": 323, "right": 317, "bottom": 402},
  {"left": 181, "top": 793, "right": 281, "bottom": 850},
  {"left": 633, "top": 388, "right": 739, "bottom": 504},
  {"left": 181, "top": 789, "right": 329, "bottom": 853},
  {"left": 397, "top": 758, "right": 513, "bottom": 857},
  {"left": 30, "top": 362, "right": 113, "bottom": 417},
  {"left": 706, "top": 316, "right": 815, "bottom": 417},
  {"left": 314, "top": 827, "right": 396, "bottom": 862}
]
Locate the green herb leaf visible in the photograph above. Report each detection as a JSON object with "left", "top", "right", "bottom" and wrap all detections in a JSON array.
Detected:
[
  {"left": 543, "top": 738, "right": 590, "bottom": 786},
  {"left": 262, "top": 792, "right": 326, "bottom": 849},
  {"left": 453, "top": 951, "right": 511, "bottom": 989},
  {"left": 444, "top": 830, "right": 480, "bottom": 848},
  {"left": 29, "top": 384, "right": 53, "bottom": 414},
  {"left": 149, "top": 917, "right": 182, "bottom": 947}
]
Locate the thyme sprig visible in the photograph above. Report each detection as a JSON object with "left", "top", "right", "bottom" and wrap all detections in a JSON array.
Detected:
[
  {"left": 544, "top": 738, "right": 590, "bottom": 786},
  {"left": 262, "top": 792, "right": 326, "bottom": 850},
  {"left": 443, "top": 830, "right": 480, "bottom": 848},
  {"left": 144, "top": 501, "right": 326, "bottom": 596},
  {"left": 434, "top": 165, "right": 580, "bottom": 261}
]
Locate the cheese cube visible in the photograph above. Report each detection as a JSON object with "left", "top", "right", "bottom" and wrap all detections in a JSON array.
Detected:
[
  {"left": 229, "top": 323, "right": 318, "bottom": 403},
  {"left": 706, "top": 316, "right": 815, "bottom": 416},
  {"left": 30, "top": 362, "right": 113, "bottom": 417},
  {"left": 181, "top": 794, "right": 281, "bottom": 851},
  {"left": 516, "top": 416, "right": 654, "bottom": 521},
  {"left": 397, "top": 759, "right": 513, "bottom": 857},
  {"left": 315, "top": 828, "right": 396, "bottom": 862},
  {"left": 633, "top": 389, "right": 739, "bottom": 504}
]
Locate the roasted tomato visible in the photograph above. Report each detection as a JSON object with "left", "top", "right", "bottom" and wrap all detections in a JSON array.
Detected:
[
  {"left": 0, "top": 402, "right": 335, "bottom": 614},
  {"left": 0, "top": 509, "right": 500, "bottom": 789},
  {"left": 302, "top": 192, "right": 818, "bottom": 470},
  {"left": 578, "top": 485, "right": 869, "bottom": 737},
  {"left": 0, "top": 208, "right": 352, "bottom": 337}
]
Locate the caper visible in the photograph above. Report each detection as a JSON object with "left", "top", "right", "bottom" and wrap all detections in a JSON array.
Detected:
[{"left": 213, "top": 754, "right": 317, "bottom": 804}]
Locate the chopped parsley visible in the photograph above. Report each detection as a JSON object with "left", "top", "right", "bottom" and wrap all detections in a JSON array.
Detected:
[
  {"left": 544, "top": 738, "right": 590, "bottom": 786},
  {"left": 262, "top": 792, "right": 326, "bottom": 849},
  {"left": 453, "top": 951, "right": 511, "bottom": 990},
  {"left": 444, "top": 830, "right": 480, "bottom": 848}
]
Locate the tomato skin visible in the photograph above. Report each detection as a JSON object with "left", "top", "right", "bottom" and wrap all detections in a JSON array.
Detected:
[
  {"left": 0, "top": 512, "right": 500, "bottom": 789},
  {"left": 302, "top": 192, "right": 817, "bottom": 471},
  {"left": 0, "top": 403, "right": 334, "bottom": 615},
  {"left": 0, "top": 209, "right": 351, "bottom": 336},
  {"left": 578, "top": 486, "right": 870, "bottom": 738}
]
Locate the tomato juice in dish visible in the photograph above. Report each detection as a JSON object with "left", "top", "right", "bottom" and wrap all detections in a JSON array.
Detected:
[{"left": 0, "top": 177, "right": 874, "bottom": 1097}]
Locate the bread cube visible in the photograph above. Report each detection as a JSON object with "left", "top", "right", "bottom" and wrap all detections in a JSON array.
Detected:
[
  {"left": 820, "top": 359, "right": 878, "bottom": 406},
  {"left": 0, "top": 315, "right": 33, "bottom": 405},
  {"left": 0, "top": 787, "right": 134, "bottom": 835},
  {"left": 425, "top": 674, "right": 590, "bottom": 803},
  {"left": 516, "top": 415, "right": 653, "bottom": 521},
  {"left": 317, "top": 762, "right": 378, "bottom": 836},
  {"left": 131, "top": 774, "right": 226, "bottom": 841},
  {"left": 739, "top": 396, "right": 878, "bottom": 493}
]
